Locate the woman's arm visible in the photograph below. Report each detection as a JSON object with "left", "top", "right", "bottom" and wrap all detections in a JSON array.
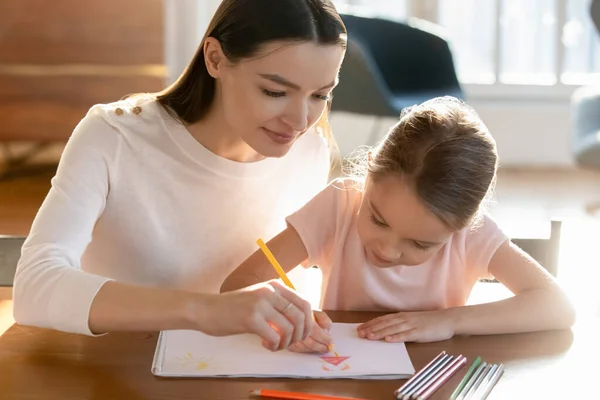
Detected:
[
  {"left": 448, "top": 240, "right": 576, "bottom": 335},
  {"left": 12, "top": 107, "right": 313, "bottom": 349},
  {"left": 13, "top": 107, "right": 122, "bottom": 334},
  {"left": 87, "top": 281, "right": 202, "bottom": 333},
  {"left": 12, "top": 107, "right": 199, "bottom": 336},
  {"left": 88, "top": 279, "right": 314, "bottom": 351},
  {"left": 221, "top": 225, "right": 309, "bottom": 292}
]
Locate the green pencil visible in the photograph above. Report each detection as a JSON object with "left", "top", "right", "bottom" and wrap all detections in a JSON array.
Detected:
[{"left": 449, "top": 356, "right": 482, "bottom": 400}]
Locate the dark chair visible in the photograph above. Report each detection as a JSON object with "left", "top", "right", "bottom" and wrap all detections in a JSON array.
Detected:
[
  {"left": 592, "top": 0, "right": 600, "bottom": 41},
  {"left": 0, "top": 236, "right": 25, "bottom": 286},
  {"left": 570, "top": 0, "right": 600, "bottom": 171},
  {"left": 511, "top": 220, "right": 562, "bottom": 277},
  {"left": 480, "top": 220, "right": 562, "bottom": 286},
  {"left": 332, "top": 14, "right": 464, "bottom": 122}
]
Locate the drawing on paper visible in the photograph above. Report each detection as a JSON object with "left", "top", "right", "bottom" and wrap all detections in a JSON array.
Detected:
[
  {"left": 320, "top": 355, "right": 351, "bottom": 371},
  {"left": 176, "top": 353, "right": 210, "bottom": 370}
]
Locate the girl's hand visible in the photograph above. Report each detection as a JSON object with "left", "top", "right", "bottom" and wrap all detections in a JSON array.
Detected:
[
  {"left": 288, "top": 310, "right": 333, "bottom": 353},
  {"left": 198, "top": 280, "right": 314, "bottom": 351},
  {"left": 356, "top": 310, "right": 456, "bottom": 343}
]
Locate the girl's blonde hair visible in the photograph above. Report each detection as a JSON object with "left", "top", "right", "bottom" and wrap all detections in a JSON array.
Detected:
[
  {"left": 346, "top": 96, "right": 498, "bottom": 231},
  {"left": 315, "top": 101, "right": 341, "bottom": 178}
]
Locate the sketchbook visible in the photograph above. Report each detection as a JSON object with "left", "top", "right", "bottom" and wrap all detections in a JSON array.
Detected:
[{"left": 151, "top": 323, "right": 415, "bottom": 379}]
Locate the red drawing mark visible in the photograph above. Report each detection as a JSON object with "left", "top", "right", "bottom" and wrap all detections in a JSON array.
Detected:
[{"left": 320, "top": 356, "right": 351, "bottom": 366}]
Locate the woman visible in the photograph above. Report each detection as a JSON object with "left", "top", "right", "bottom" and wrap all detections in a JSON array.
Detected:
[{"left": 12, "top": 0, "right": 346, "bottom": 352}]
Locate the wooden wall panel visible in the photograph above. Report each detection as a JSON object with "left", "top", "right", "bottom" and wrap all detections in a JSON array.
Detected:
[
  {"left": 0, "top": 0, "right": 164, "bottom": 65},
  {"left": 0, "top": 0, "right": 166, "bottom": 142},
  {"left": 0, "top": 75, "right": 165, "bottom": 141}
]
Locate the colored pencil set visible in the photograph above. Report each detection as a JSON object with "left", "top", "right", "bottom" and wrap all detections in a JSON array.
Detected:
[
  {"left": 394, "top": 352, "right": 503, "bottom": 400},
  {"left": 449, "top": 356, "right": 504, "bottom": 400}
]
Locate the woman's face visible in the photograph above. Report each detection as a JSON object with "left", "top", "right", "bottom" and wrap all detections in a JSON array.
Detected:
[{"left": 206, "top": 39, "right": 345, "bottom": 158}]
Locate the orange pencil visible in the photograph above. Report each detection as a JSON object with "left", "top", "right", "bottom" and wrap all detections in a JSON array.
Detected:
[{"left": 249, "top": 389, "right": 369, "bottom": 400}]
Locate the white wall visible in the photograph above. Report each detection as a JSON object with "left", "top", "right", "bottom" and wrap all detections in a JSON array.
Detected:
[
  {"left": 330, "top": 98, "right": 575, "bottom": 168},
  {"left": 470, "top": 100, "right": 574, "bottom": 167},
  {"left": 163, "top": 0, "right": 222, "bottom": 85}
]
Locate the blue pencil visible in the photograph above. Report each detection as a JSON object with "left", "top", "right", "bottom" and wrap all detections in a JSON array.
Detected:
[
  {"left": 471, "top": 364, "right": 498, "bottom": 399},
  {"left": 455, "top": 361, "right": 487, "bottom": 400},
  {"left": 475, "top": 364, "right": 505, "bottom": 400},
  {"left": 461, "top": 363, "right": 492, "bottom": 400}
]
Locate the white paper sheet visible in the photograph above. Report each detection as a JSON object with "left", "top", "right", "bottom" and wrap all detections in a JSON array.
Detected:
[{"left": 152, "top": 323, "right": 415, "bottom": 379}]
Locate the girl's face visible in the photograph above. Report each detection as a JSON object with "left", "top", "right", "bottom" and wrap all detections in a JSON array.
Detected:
[
  {"left": 356, "top": 174, "right": 454, "bottom": 268},
  {"left": 207, "top": 39, "right": 345, "bottom": 158}
]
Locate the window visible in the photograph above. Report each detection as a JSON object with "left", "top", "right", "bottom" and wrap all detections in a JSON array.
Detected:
[
  {"left": 437, "top": 0, "right": 497, "bottom": 84},
  {"left": 334, "top": 0, "right": 408, "bottom": 21},
  {"left": 334, "top": 0, "right": 600, "bottom": 89},
  {"left": 563, "top": 0, "right": 600, "bottom": 84}
]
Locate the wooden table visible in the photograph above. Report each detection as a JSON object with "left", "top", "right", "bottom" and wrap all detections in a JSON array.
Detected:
[{"left": 0, "top": 309, "right": 596, "bottom": 400}]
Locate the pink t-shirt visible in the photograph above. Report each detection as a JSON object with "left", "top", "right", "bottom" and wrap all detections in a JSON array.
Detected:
[{"left": 286, "top": 178, "right": 508, "bottom": 312}]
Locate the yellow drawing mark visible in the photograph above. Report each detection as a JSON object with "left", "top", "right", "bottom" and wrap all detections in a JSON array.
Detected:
[
  {"left": 196, "top": 361, "right": 208, "bottom": 370},
  {"left": 177, "top": 354, "right": 210, "bottom": 370}
]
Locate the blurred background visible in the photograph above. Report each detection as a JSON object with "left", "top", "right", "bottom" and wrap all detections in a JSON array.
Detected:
[{"left": 1, "top": 0, "right": 599, "bottom": 325}]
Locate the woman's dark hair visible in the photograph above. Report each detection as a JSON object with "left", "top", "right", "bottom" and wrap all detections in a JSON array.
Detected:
[{"left": 156, "top": 0, "right": 347, "bottom": 170}]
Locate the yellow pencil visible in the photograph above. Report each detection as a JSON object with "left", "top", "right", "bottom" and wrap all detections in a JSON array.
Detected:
[
  {"left": 257, "top": 238, "right": 336, "bottom": 352},
  {"left": 256, "top": 238, "right": 296, "bottom": 290},
  {"left": 329, "top": 344, "right": 339, "bottom": 356}
]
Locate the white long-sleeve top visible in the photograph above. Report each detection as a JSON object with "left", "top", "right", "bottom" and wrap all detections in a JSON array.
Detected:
[{"left": 12, "top": 97, "right": 330, "bottom": 335}]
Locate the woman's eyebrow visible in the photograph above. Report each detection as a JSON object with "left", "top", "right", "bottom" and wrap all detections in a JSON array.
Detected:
[{"left": 258, "top": 73, "right": 336, "bottom": 90}]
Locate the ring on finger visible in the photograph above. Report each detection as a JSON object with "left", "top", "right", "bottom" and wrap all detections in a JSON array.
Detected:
[{"left": 281, "top": 301, "right": 293, "bottom": 314}]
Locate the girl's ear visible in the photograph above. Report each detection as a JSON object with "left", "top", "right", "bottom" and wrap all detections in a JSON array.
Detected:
[{"left": 367, "top": 150, "right": 373, "bottom": 165}]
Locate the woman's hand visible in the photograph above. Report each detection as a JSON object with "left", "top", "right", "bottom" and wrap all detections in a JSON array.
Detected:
[
  {"left": 357, "top": 310, "right": 455, "bottom": 343},
  {"left": 288, "top": 310, "right": 333, "bottom": 353},
  {"left": 196, "top": 280, "right": 314, "bottom": 351}
]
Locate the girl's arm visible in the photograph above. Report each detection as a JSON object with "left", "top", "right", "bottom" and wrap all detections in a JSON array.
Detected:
[
  {"left": 221, "top": 225, "right": 309, "bottom": 292},
  {"left": 222, "top": 226, "right": 334, "bottom": 353},
  {"left": 223, "top": 177, "right": 344, "bottom": 294},
  {"left": 222, "top": 181, "right": 345, "bottom": 352},
  {"left": 449, "top": 240, "right": 576, "bottom": 335},
  {"left": 358, "top": 240, "right": 576, "bottom": 343}
]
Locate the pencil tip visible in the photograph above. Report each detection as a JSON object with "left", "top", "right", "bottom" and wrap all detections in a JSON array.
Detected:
[{"left": 249, "top": 390, "right": 259, "bottom": 396}]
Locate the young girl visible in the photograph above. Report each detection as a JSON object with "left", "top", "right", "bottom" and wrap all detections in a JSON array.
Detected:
[{"left": 222, "top": 96, "right": 576, "bottom": 351}]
